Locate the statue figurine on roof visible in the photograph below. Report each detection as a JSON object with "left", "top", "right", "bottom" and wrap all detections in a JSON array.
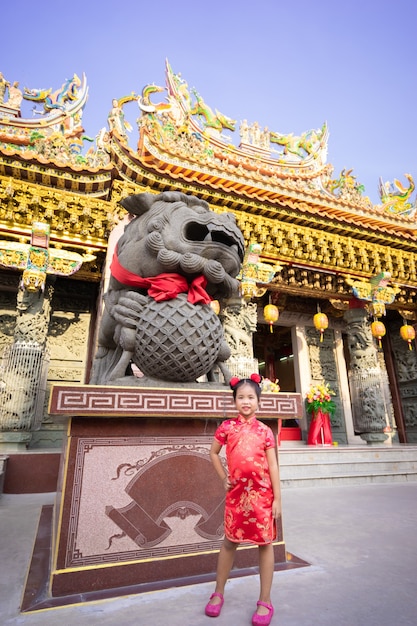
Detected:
[
  {"left": 107, "top": 98, "right": 132, "bottom": 140},
  {"left": 6, "top": 81, "right": 23, "bottom": 111},
  {"left": 90, "top": 191, "right": 245, "bottom": 386},
  {"left": 0, "top": 72, "right": 9, "bottom": 103}
]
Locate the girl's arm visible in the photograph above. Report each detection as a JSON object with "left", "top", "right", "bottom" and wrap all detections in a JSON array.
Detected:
[
  {"left": 266, "top": 446, "right": 281, "bottom": 518},
  {"left": 210, "top": 439, "right": 231, "bottom": 491}
]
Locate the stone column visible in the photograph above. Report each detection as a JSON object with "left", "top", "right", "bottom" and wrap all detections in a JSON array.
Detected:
[
  {"left": 0, "top": 284, "right": 52, "bottom": 449},
  {"left": 220, "top": 297, "right": 259, "bottom": 377},
  {"left": 343, "top": 307, "right": 390, "bottom": 444}
]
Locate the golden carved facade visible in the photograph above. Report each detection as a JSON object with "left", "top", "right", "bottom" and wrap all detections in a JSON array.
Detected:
[
  {"left": 2, "top": 173, "right": 417, "bottom": 304},
  {"left": 0, "top": 176, "right": 115, "bottom": 250}
]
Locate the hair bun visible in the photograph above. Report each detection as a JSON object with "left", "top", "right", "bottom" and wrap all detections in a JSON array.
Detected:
[{"left": 229, "top": 374, "right": 262, "bottom": 389}]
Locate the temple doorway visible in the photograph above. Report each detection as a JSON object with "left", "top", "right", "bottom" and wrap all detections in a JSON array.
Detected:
[{"left": 254, "top": 325, "right": 301, "bottom": 441}]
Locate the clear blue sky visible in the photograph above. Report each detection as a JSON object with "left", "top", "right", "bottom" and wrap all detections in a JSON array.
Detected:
[{"left": 1, "top": 0, "right": 416, "bottom": 204}]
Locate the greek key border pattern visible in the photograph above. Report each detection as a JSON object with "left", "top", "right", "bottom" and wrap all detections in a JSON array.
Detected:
[{"left": 49, "top": 385, "right": 302, "bottom": 419}]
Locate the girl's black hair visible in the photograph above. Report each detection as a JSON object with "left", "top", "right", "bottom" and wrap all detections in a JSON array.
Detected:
[{"left": 230, "top": 378, "right": 262, "bottom": 401}]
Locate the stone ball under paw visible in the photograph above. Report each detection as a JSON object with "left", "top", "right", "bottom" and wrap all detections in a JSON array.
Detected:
[{"left": 133, "top": 294, "right": 224, "bottom": 382}]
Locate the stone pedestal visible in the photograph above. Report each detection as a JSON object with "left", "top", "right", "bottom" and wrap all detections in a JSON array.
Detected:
[{"left": 22, "top": 385, "right": 305, "bottom": 610}]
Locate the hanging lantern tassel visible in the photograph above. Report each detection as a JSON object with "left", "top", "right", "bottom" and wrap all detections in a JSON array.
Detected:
[
  {"left": 313, "top": 312, "right": 328, "bottom": 342},
  {"left": 264, "top": 303, "right": 279, "bottom": 333},
  {"left": 400, "top": 323, "right": 416, "bottom": 350},
  {"left": 371, "top": 320, "right": 386, "bottom": 349}
]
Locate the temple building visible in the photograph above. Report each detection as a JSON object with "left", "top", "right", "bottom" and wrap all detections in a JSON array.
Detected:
[{"left": 1, "top": 60, "right": 417, "bottom": 461}]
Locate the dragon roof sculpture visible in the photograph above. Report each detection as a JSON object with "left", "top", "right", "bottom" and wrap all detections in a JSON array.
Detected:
[
  {"left": 1, "top": 73, "right": 88, "bottom": 132},
  {"left": 0, "top": 72, "right": 112, "bottom": 174},
  {"left": 378, "top": 173, "right": 416, "bottom": 217}
]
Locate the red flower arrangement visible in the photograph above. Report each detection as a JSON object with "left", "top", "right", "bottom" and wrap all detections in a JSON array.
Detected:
[{"left": 306, "top": 382, "right": 336, "bottom": 417}]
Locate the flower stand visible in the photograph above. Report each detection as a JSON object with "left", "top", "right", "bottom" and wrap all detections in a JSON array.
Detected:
[{"left": 307, "top": 408, "right": 332, "bottom": 445}]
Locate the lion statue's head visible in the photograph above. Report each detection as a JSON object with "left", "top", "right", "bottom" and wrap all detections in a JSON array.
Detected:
[{"left": 112, "top": 191, "right": 245, "bottom": 300}]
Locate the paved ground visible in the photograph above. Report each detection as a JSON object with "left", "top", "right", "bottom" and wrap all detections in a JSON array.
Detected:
[{"left": 1, "top": 482, "right": 417, "bottom": 625}]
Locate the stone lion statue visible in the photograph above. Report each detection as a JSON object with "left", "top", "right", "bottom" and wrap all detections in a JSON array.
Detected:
[{"left": 90, "top": 191, "right": 245, "bottom": 385}]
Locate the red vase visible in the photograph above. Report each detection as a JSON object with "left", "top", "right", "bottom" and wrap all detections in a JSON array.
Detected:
[{"left": 307, "top": 408, "right": 332, "bottom": 445}]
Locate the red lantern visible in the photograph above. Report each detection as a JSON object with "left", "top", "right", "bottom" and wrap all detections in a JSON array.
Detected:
[
  {"left": 313, "top": 312, "right": 328, "bottom": 342},
  {"left": 400, "top": 323, "right": 415, "bottom": 350},
  {"left": 264, "top": 303, "right": 279, "bottom": 333},
  {"left": 371, "top": 320, "right": 386, "bottom": 349}
]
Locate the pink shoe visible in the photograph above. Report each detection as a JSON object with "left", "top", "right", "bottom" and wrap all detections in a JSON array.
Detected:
[
  {"left": 252, "top": 601, "right": 274, "bottom": 626},
  {"left": 205, "top": 592, "right": 224, "bottom": 617}
]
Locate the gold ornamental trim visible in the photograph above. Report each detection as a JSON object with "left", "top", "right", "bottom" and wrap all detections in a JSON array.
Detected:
[{"left": 0, "top": 174, "right": 124, "bottom": 251}]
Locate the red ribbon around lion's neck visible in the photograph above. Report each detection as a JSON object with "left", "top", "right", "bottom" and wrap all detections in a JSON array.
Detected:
[{"left": 110, "top": 248, "right": 212, "bottom": 305}]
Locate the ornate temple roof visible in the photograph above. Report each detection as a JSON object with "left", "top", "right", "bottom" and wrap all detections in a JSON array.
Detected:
[
  {"left": 111, "top": 61, "right": 417, "bottom": 238},
  {"left": 0, "top": 73, "right": 113, "bottom": 194},
  {"left": 0, "top": 62, "right": 416, "bottom": 304}
]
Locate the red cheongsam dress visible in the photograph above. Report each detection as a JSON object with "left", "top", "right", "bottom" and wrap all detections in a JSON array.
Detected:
[{"left": 214, "top": 414, "right": 277, "bottom": 545}]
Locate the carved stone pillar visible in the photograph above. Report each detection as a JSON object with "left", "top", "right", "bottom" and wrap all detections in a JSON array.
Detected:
[
  {"left": 343, "top": 307, "right": 390, "bottom": 444},
  {"left": 220, "top": 297, "right": 258, "bottom": 377},
  {"left": 0, "top": 285, "right": 52, "bottom": 448}
]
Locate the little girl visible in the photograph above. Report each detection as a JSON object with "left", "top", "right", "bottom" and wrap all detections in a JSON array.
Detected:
[{"left": 205, "top": 374, "right": 280, "bottom": 626}]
